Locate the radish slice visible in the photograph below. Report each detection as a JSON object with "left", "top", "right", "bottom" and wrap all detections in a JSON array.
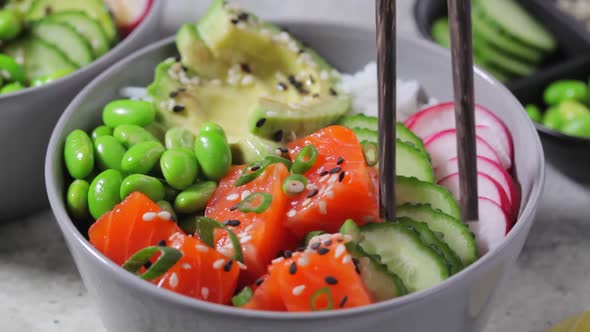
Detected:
[
  {"left": 437, "top": 156, "right": 520, "bottom": 221},
  {"left": 104, "top": 0, "right": 152, "bottom": 37},
  {"left": 424, "top": 129, "right": 503, "bottom": 171},
  {"left": 405, "top": 102, "right": 513, "bottom": 164},
  {"left": 438, "top": 172, "right": 513, "bottom": 220},
  {"left": 468, "top": 198, "right": 510, "bottom": 255},
  {"left": 472, "top": 126, "right": 511, "bottom": 170}
]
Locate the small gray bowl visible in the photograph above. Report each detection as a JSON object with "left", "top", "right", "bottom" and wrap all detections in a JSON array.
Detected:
[
  {"left": 46, "top": 23, "right": 545, "bottom": 332},
  {"left": 0, "top": 0, "right": 164, "bottom": 221}
]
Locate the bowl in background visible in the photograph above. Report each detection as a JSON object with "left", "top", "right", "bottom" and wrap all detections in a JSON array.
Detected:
[
  {"left": 46, "top": 23, "right": 545, "bottom": 332},
  {"left": 0, "top": 0, "right": 164, "bottom": 221}
]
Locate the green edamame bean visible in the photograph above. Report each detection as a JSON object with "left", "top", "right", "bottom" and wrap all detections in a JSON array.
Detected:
[
  {"left": 194, "top": 123, "right": 231, "bottom": 181},
  {"left": 120, "top": 174, "right": 166, "bottom": 201},
  {"left": 557, "top": 100, "right": 589, "bottom": 122},
  {"left": 0, "top": 81, "right": 24, "bottom": 94},
  {"left": 562, "top": 114, "right": 590, "bottom": 138},
  {"left": 525, "top": 104, "right": 542, "bottom": 123},
  {"left": 88, "top": 169, "right": 123, "bottom": 219},
  {"left": 174, "top": 181, "right": 217, "bottom": 214},
  {"left": 144, "top": 121, "right": 167, "bottom": 142},
  {"left": 0, "top": 10, "right": 22, "bottom": 41},
  {"left": 102, "top": 99, "right": 156, "bottom": 128},
  {"left": 31, "top": 68, "right": 74, "bottom": 87},
  {"left": 66, "top": 179, "right": 90, "bottom": 221},
  {"left": 94, "top": 135, "right": 126, "bottom": 172},
  {"left": 91, "top": 125, "right": 113, "bottom": 141},
  {"left": 543, "top": 107, "right": 563, "bottom": 131},
  {"left": 160, "top": 148, "right": 199, "bottom": 190},
  {"left": 121, "top": 141, "right": 165, "bottom": 174},
  {"left": 113, "top": 124, "right": 159, "bottom": 148},
  {"left": 156, "top": 200, "right": 177, "bottom": 221},
  {"left": 64, "top": 129, "right": 95, "bottom": 179},
  {"left": 0, "top": 54, "right": 25, "bottom": 83},
  {"left": 544, "top": 80, "right": 588, "bottom": 105},
  {"left": 165, "top": 127, "right": 195, "bottom": 150},
  {"left": 199, "top": 122, "right": 227, "bottom": 137}
]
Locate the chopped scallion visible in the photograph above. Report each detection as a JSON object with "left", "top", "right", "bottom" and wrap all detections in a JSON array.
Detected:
[
  {"left": 231, "top": 286, "right": 254, "bottom": 307},
  {"left": 235, "top": 159, "right": 271, "bottom": 187},
  {"left": 282, "top": 174, "right": 309, "bottom": 196},
  {"left": 310, "top": 287, "right": 334, "bottom": 311},
  {"left": 291, "top": 144, "right": 318, "bottom": 174},
  {"left": 361, "top": 141, "right": 378, "bottom": 167},
  {"left": 196, "top": 217, "right": 244, "bottom": 263},
  {"left": 122, "top": 246, "right": 182, "bottom": 280},
  {"left": 237, "top": 192, "right": 273, "bottom": 214}
]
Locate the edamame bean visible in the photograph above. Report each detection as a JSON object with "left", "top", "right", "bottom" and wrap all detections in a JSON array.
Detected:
[
  {"left": 543, "top": 107, "right": 563, "bottom": 131},
  {"left": 194, "top": 123, "right": 231, "bottom": 181},
  {"left": 88, "top": 169, "right": 123, "bottom": 219},
  {"left": 165, "top": 127, "right": 195, "bottom": 150},
  {"left": 562, "top": 114, "right": 590, "bottom": 138},
  {"left": 91, "top": 125, "right": 113, "bottom": 141},
  {"left": 525, "top": 104, "right": 542, "bottom": 123},
  {"left": 144, "top": 121, "right": 167, "bottom": 142},
  {"left": 120, "top": 174, "right": 166, "bottom": 201},
  {"left": 199, "top": 122, "right": 227, "bottom": 137},
  {"left": 0, "top": 54, "right": 25, "bottom": 83},
  {"left": 113, "top": 124, "right": 159, "bottom": 148},
  {"left": 174, "top": 181, "right": 217, "bottom": 214},
  {"left": 160, "top": 148, "right": 199, "bottom": 190},
  {"left": 94, "top": 135, "right": 126, "bottom": 172},
  {"left": 544, "top": 80, "right": 588, "bottom": 105},
  {"left": 31, "top": 69, "right": 74, "bottom": 87},
  {"left": 156, "top": 200, "right": 177, "bottom": 221},
  {"left": 557, "top": 100, "right": 589, "bottom": 122},
  {"left": 121, "top": 141, "right": 165, "bottom": 174},
  {"left": 102, "top": 99, "right": 156, "bottom": 128},
  {"left": 0, "top": 81, "right": 24, "bottom": 94},
  {"left": 66, "top": 179, "right": 90, "bottom": 221},
  {"left": 0, "top": 10, "right": 22, "bottom": 41},
  {"left": 64, "top": 129, "right": 95, "bottom": 179}
]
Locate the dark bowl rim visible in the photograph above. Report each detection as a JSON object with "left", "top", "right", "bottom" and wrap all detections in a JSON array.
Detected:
[
  {"left": 0, "top": 0, "right": 163, "bottom": 100},
  {"left": 534, "top": 121, "right": 590, "bottom": 144},
  {"left": 45, "top": 22, "right": 546, "bottom": 320}
]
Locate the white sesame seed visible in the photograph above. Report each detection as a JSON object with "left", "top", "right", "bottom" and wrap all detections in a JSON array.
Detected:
[
  {"left": 306, "top": 183, "right": 318, "bottom": 191},
  {"left": 287, "top": 209, "right": 297, "bottom": 218},
  {"left": 240, "top": 235, "right": 252, "bottom": 244},
  {"left": 196, "top": 244, "right": 209, "bottom": 253},
  {"left": 318, "top": 201, "right": 327, "bottom": 215},
  {"left": 227, "top": 76, "right": 239, "bottom": 86},
  {"left": 292, "top": 285, "right": 306, "bottom": 296},
  {"left": 328, "top": 174, "right": 339, "bottom": 184},
  {"left": 157, "top": 211, "right": 172, "bottom": 220},
  {"left": 201, "top": 287, "right": 210, "bottom": 300},
  {"left": 181, "top": 263, "right": 192, "bottom": 270},
  {"left": 302, "top": 198, "right": 311, "bottom": 207},
  {"left": 237, "top": 261, "right": 248, "bottom": 270},
  {"left": 213, "top": 259, "right": 225, "bottom": 270},
  {"left": 342, "top": 254, "right": 352, "bottom": 264},
  {"left": 272, "top": 257, "right": 284, "bottom": 264},
  {"left": 241, "top": 74, "right": 254, "bottom": 85},
  {"left": 334, "top": 244, "right": 346, "bottom": 259},
  {"left": 241, "top": 190, "right": 252, "bottom": 200},
  {"left": 244, "top": 224, "right": 254, "bottom": 233},
  {"left": 260, "top": 29, "right": 272, "bottom": 38},
  {"left": 142, "top": 212, "right": 157, "bottom": 221},
  {"left": 278, "top": 32, "right": 290, "bottom": 43},
  {"left": 236, "top": 22, "right": 247, "bottom": 30},
  {"left": 320, "top": 70, "right": 329, "bottom": 80},
  {"left": 169, "top": 272, "right": 179, "bottom": 288},
  {"left": 326, "top": 191, "right": 335, "bottom": 199},
  {"left": 226, "top": 193, "right": 239, "bottom": 201},
  {"left": 343, "top": 234, "right": 353, "bottom": 242},
  {"left": 287, "top": 41, "right": 299, "bottom": 52},
  {"left": 297, "top": 255, "right": 310, "bottom": 267},
  {"left": 318, "top": 176, "right": 328, "bottom": 183}
]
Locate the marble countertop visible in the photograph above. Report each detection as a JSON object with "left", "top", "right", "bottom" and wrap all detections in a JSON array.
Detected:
[{"left": 2, "top": 1, "right": 589, "bottom": 331}]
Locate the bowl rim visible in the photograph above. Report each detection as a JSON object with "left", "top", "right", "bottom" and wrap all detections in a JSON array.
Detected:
[
  {"left": 46, "top": 22, "right": 545, "bottom": 320},
  {"left": 0, "top": 0, "right": 163, "bottom": 100}
]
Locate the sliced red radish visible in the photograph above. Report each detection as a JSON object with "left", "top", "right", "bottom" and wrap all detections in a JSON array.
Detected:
[
  {"left": 424, "top": 129, "right": 503, "bottom": 172},
  {"left": 471, "top": 125, "right": 511, "bottom": 170},
  {"left": 104, "top": 0, "right": 153, "bottom": 37},
  {"left": 468, "top": 198, "right": 510, "bottom": 255},
  {"left": 405, "top": 102, "right": 513, "bottom": 165},
  {"left": 437, "top": 156, "right": 520, "bottom": 221},
  {"left": 438, "top": 172, "right": 513, "bottom": 220}
]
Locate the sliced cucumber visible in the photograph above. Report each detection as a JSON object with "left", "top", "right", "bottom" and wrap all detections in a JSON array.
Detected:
[
  {"left": 396, "top": 204, "right": 478, "bottom": 266},
  {"left": 396, "top": 123, "right": 428, "bottom": 156},
  {"left": 47, "top": 11, "right": 110, "bottom": 57},
  {"left": 395, "top": 176, "right": 461, "bottom": 220},
  {"left": 398, "top": 217, "right": 463, "bottom": 275},
  {"left": 352, "top": 128, "right": 377, "bottom": 145},
  {"left": 472, "top": 31, "right": 536, "bottom": 77},
  {"left": 31, "top": 19, "right": 94, "bottom": 67},
  {"left": 338, "top": 114, "right": 378, "bottom": 131},
  {"left": 359, "top": 222, "right": 449, "bottom": 293},
  {"left": 26, "top": 0, "right": 117, "bottom": 43},
  {"left": 396, "top": 140, "right": 434, "bottom": 183},
  {"left": 3, "top": 36, "right": 78, "bottom": 81}
]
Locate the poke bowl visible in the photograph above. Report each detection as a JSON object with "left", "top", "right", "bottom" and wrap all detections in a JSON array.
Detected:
[
  {"left": 46, "top": 1, "right": 545, "bottom": 331},
  {"left": 0, "top": 0, "right": 163, "bottom": 221}
]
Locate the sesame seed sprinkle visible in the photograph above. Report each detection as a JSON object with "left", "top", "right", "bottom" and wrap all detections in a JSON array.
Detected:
[
  {"left": 319, "top": 170, "right": 329, "bottom": 177},
  {"left": 317, "top": 247, "right": 330, "bottom": 255},
  {"left": 226, "top": 193, "right": 239, "bottom": 201},
  {"left": 325, "top": 276, "right": 338, "bottom": 285},
  {"left": 196, "top": 244, "right": 209, "bottom": 252},
  {"left": 201, "top": 287, "right": 209, "bottom": 300},
  {"left": 142, "top": 212, "right": 157, "bottom": 221},
  {"left": 255, "top": 278, "right": 264, "bottom": 286},
  {"left": 292, "top": 285, "right": 305, "bottom": 296},
  {"left": 287, "top": 209, "right": 297, "bottom": 218},
  {"left": 337, "top": 157, "right": 344, "bottom": 165},
  {"left": 339, "top": 171, "right": 346, "bottom": 182},
  {"left": 241, "top": 190, "right": 252, "bottom": 200},
  {"left": 169, "top": 91, "right": 178, "bottom": 98},
  {"left": 169, "top": 272, "right": 179, "bottom": 288},
  {"left": 181, "top": 263, "right": 192, "bottom": 270},
  {"left": 158, "top": 211, "right": 172, "bottom": 220},
  {"left": 223, "top": 260, "right": 234, "bottom": 272},
  {"left": 238, "top": 261, "right": 248, "bottom": 270},
  {"left": 239, "top": 235, "right": 252, "bottom": 244},
  {"left": 289, "top": 262, "right": 297, "bottom": 275},
  {"left": 302, "top": 198, "right": 312, "bottom": 207},
  {"left": 273, "top": 130, "right": 283, "bottom": 142},
  {"left": 324, "top": 240, "right": 333, "bottom": 246},
  {"left": 335, "top": 244, "right": 345, "bottom": 259},
  {"left": 339, "top": 296, "right": 348, "bottom": 308},
  {"left": 278, "top": 147, "right": 289, "bottom": 153},
  {"left": 172, "top": 105, "right": 185, "bottom": 113},
  {"left": 157, "top": 240, "right": 166, "bottom": 247},
  {"left": 306, "top": 188, "right": 319, "bottom": 198},
  {"left": 229, "top": 204, "right": 239, "bottom": 211},
  {"left": 318, "top": 201, "right": 328, "bottom": 215},
  {"left": 330, "top": 88, "right": 338, "bottom": 96},
  {"left": 213, "top": 259, "right": 225, "bottom": 270},
  {"left": 284, "top": 250, "right": 292, "bottom": 258},
  {"left": 255, "top": 118, "right": 266, "bottom": 128},
  {"left": 272, "top": 257, "right": 284, "bottom": 264},
  {"left": 310, "top": 242, "right": 321, "bottom": 250},
  {"left": 297, "top": 255, "right": 310, "bottom": 267},
  {"left": 236, "top": 22, "right": 247, "bottom": 30},
  {"left": 329, "top": 166, "right": 342, "bottom": 174}
]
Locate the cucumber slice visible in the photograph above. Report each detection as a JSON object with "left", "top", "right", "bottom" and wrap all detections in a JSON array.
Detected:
[
  {"left": 395, "top": 176, "right": 461, "bottom": 220},
  {"left": 26, "top": 0, "right": 117, "bottom": 43},
  {"left": 31, "top": 19, "right": 94, "bottom": 67},
  {"left": 396, "top": 140, "right": 434, "bottom": 183},
  {"left": 352, "top": 128, "right": 377, "bottom": 145},
  {"left": 397, "top": 204, "right": 478, "bottom": 266},
  {"left": 431, "top": 17, "right": 450, "bottom": 49},
  {"left": 398, "top": 217, "right": 463, "bottom": 275},
  {"left": 47, "top": 11, "right": 110, "bottom": 57},
  {"left": 345, "top": 241, "right": 407, "bottom": 301},
  {"left": 472, "top": 36, "right": 536, "bottom": 78},
  {"left": 338, "top": 114, "right": 378, "bottom": 131},
  {"left": 3, "top": 36, "right": 77, "bottom": 81},
  {"left": 396, "top": 122, "right": 428, "bottom": 156},
  {"left": 359, "top": 222, "right": 449, "bottom": 293}
]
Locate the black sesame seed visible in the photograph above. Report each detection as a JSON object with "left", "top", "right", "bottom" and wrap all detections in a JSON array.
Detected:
[
  {"left": 240, "top": 63, "right": 252, "bottom": 73},
  {"left": 277, "top": 82, "right": 288, "bottom": 91},
  {"left": 172, "top": 105, "right": 185, "bottom": 113},
  {"left": 296, "top": 246, "right": 306, "bottom": 252},
  {"left": 310, "top": 242, "right": 321, "bottom": 250},
  {"left": 319, "top": 170, "right": 329, "bottom": 177},
  {"left": 299, "top": 88, "right": 310, "bottom": 95},
  {"left": 223, "top": 219, "right": 241, "bottom": 227},
  {"left": 223, "top": 260, "right": 234, "bottom": 272},
  {"left": 339, "top": 171, "right": 346, "bottom": 182},
  {"left": 325, "top": 276, "right": 338, "bottom": 285},
  {"left": 169, "top": 91, "right": 178, "bottom": 98},
  {"left": 298, "top": 49, "right": 305, "bottom": 54},
  {"left": 276, "top": 250, "right": 284, "bottom": 258},
  {"left": 337, "top": 157, "right": 344, "bottom": 165},
  {"left": 308, "top": 75, "right": 315, "bottom": 84},
  {"left": 288, "top": 75, "right": 296, "bottom": 84},
  {"left": 237, "top": 12, "right": 249, "bottom": 21},
  {"left": 306, "top": 188, "right": 319, "bottom": 198},
  {"left": 329, "top": 166, "right": 342, "bottom": 174},
  {"left": 273, "top": 130, "right": 283, "bottom": 142},
  {"left": 250, "top": 165, "right": 261, "bottom": 172},
  {"left": 177, "top": 87, "right": 187, "bottom": 92},
  {"left": 255, "top": 278, "right": 264, "bottom": 286},
  {"left": 312, "top": 93, "right": 320, "bottom": 98},
  {"left": 317, "top": 247, "right": 329, "bottom": 255},
  {"left": 324, "top": 240, "right": 333, "bottom": 246},
  {"left": 181, "top": 65, "right": 189, "bottom": 72},
  {"left": 157, "top": 240, "right": 166, "bottom": 247},
  {"left": 143, "top": 261, "right": 152, "bottom": 269},
  {"left": 278, "top": 147, "right": 289, "bottom": 153},
  {"left": 231, "top": 18, "right": 239, "bottom": 24},
  {"left": 174, "top": 54, "right": 181, "bottom": 62},
  {"left": 289, "top": 262, "right": 297, "bottom": 275},
  {"left": 284, "top": 250, "right": 292, "bottom": 258},
  {"left": 339, "top": 296, "right": 348, "bottom": 308},
  {"left": 45, "top": 6, "right": 53, "bottom": 15},
  {"left": 329, "top": 88, "right": 338, "bottom": 96},
  {"left": 230, "top": 204, "right": 239, "bottom": 211},
  {"left": 352, "top": 258, "right": 361, "bottom": 274},
  {"left": 255, "top": 118, "right": 266, "bottom": 128}
]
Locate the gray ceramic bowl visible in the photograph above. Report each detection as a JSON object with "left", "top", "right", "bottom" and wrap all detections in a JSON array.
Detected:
[
  {"left": 46, "top": 23, "right": 545, "bottom": 332},
  {"left": 0, "top": 0, "right": 164, "bottom": 221}
]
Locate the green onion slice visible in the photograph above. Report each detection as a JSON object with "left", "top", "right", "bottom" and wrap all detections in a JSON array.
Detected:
[
  {"left": 237, "top": 192, "right": 273, "bottom": 214},
  {"left": 196, "top": 217, "right": 244, "bottom": 263},
  {"left": 282, "top": 174, "right": 309, "bottom": 196},
  {"left": 310, "top": 287, "right": 334, "bottom": 311},
  {"left": 122, "top": 246, "right": 183, "bottom": 280},
  {"left": 291, "top": 144, "right": 318, "bottom": 174},
  {"left": 235, "top": 159, "right": 271, "bottom": 187},
  {"left": 361, "top": 141, "right": 378, "bottom": 167},
  {"left": 231, "top": 286, "right": 254, "bottom": 307},
  {"left": 264, "top": 155, "right": 293, "bottom": 170},
  {"left": 304, "top": 230, "right": 326, "bottom": 246}
]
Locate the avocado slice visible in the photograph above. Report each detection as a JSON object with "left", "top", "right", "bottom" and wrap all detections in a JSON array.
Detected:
[{"left": 150, "top": 0, "right": 349, "bottom": 163}]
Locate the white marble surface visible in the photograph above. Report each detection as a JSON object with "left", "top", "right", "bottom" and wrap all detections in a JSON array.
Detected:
[{"left": 2, "top": 1, "right": 589, "bottom": 331}]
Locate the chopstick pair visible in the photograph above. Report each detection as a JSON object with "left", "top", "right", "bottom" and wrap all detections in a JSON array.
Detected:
[{"left": 375, "top": 0, "right": 479, "bottom": 222}]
